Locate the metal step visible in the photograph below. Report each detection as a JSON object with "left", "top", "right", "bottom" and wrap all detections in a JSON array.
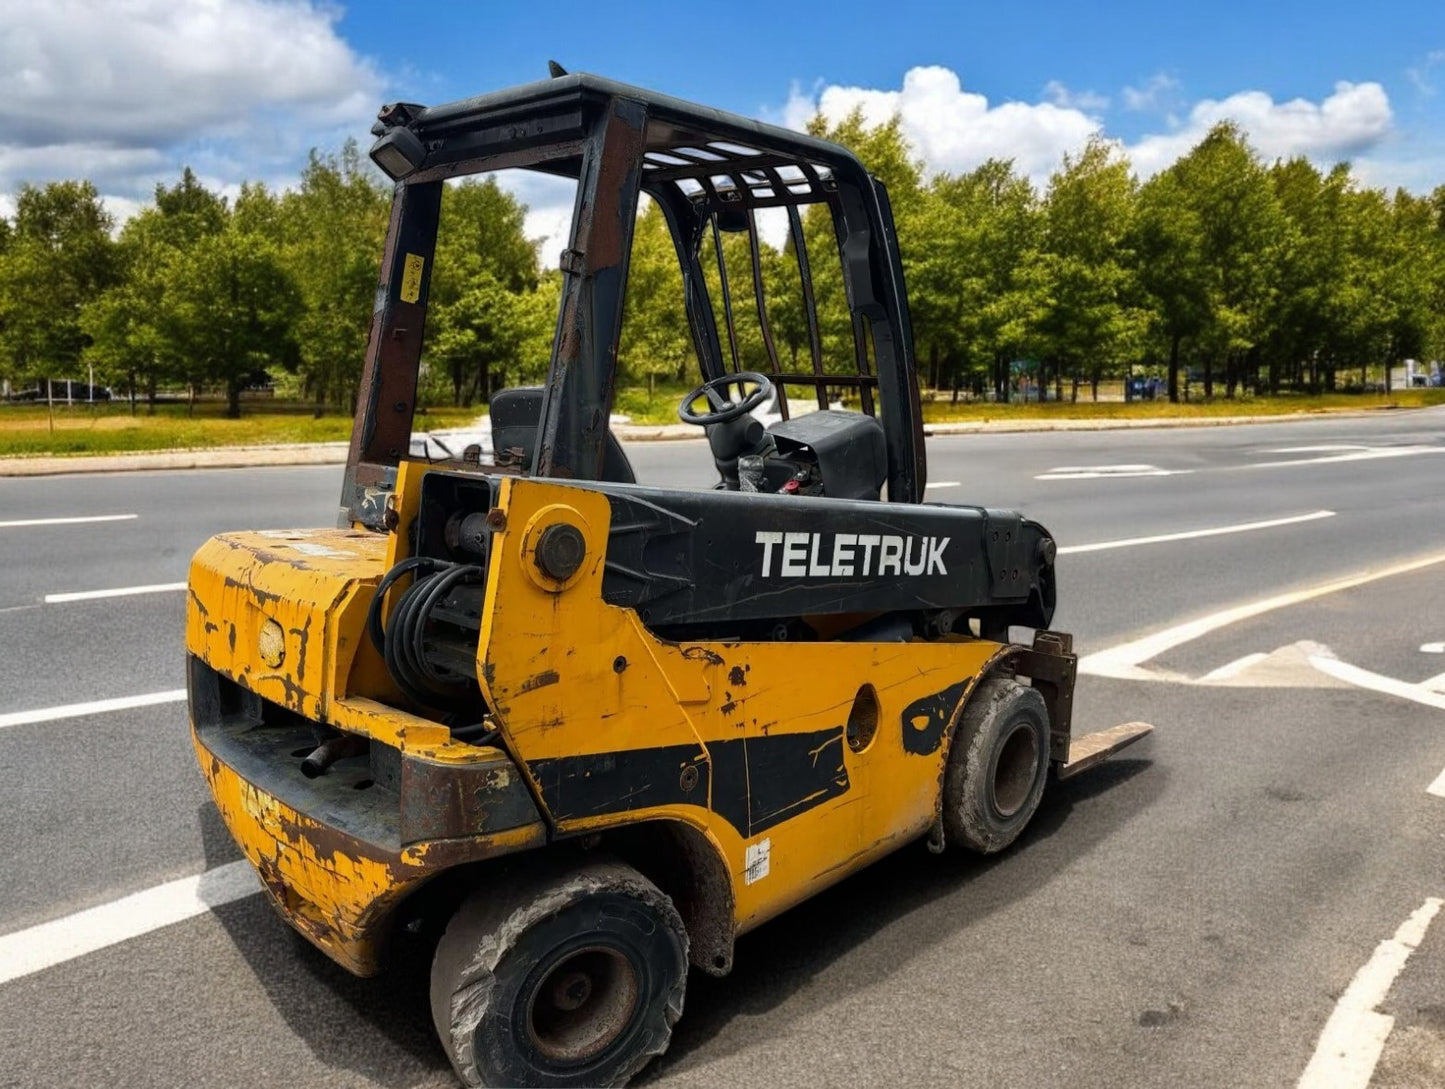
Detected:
[{"left": 1056, "top": 721, "right": 1154, "bottom": 780}]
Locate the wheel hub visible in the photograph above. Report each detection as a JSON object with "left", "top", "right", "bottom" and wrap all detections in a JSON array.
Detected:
[{"left": 526, "top": 945, "right": 640, "bottom": 1064}]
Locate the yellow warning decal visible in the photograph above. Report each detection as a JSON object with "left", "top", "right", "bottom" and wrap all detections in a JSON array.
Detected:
[{"left": 400, "top": 253, "right": 425, "bottom": 303}]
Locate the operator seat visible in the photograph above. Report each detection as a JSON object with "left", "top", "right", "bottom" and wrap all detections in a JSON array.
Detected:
[
  {"left": 489, "top": 386, "right": 637, "bottom": 483},
  {"left": 768, "top": 410, "right": 887, "bottom": 501}
]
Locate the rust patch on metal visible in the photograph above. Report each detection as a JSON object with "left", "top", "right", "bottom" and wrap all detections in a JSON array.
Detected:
[
  {"left": 518, "top": 669, "right": 560, "bottom": 693},
  {"left": 682, "top": 646, "right": 723, "bottom": 665},
  {"left": 728, "top": 665, "right": 747, "bottom": 686}
]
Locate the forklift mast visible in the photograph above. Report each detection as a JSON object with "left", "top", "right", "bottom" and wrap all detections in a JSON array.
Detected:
[{"left": 342, "top": 72, "right": 927, "bottom": 529}]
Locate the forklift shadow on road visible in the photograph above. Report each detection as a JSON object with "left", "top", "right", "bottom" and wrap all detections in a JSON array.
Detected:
[
  {"left": 197, "top": 802, "right": 451, "bottom": 1085},
  {"left": 194, "top": 759, "right": 1157, "bottom": 1084},
  {"left": 640, "top": 757, "right": 1161, "bottom": 1082}
]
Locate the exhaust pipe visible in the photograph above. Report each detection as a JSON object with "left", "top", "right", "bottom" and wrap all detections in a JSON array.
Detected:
[{"left": 300, "top": 735, "right": 368, "bottom": 779}]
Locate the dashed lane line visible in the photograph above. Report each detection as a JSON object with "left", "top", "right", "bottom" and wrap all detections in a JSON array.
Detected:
[
  {"left": 0, "top": 861, "right": 257, "bottom": 986},
  {"left": 0, "top": 689, "right": 187, "bottom": 730},
  {"left": 1058, "top": 510, "right": 1334, "bottom": 556},
  {"left": 44, "top": 582, "right": 187, "bottom": 604},
  {"left": 1297, "top": 897, "right": 1443, "bottom": 1089},
  {"left": 0, "top": 514, "right": 138, "bottom": 529}
]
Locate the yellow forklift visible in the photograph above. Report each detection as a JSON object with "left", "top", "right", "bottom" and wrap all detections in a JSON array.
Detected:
[{"left": 187, "top": 69, "right": 1151, "bottom": 1088}]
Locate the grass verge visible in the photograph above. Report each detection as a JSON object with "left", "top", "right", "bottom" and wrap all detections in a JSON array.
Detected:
[
  {"left": 0, "top": 402, "right": 479, "bottom": 458},
  {"left": 3, "top": 388, "right": 1440, "bottom": 456}
]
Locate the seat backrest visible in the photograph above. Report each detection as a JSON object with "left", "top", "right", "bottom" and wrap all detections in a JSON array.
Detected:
[{"left": 490, "top": 387, "right": 637, "bottom": 484}]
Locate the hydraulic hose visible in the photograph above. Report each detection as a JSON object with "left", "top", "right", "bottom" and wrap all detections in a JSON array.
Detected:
[{"left": 366, "top": 556, "right": 484, "bottom": 709}]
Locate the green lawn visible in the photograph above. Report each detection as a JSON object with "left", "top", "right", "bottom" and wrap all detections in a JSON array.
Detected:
[
  {"left": 0, "top": 401, "right": 479, "bottom": 457},
  {"left": 3, "top": 387, "right": 1441, "bottom": 457}
]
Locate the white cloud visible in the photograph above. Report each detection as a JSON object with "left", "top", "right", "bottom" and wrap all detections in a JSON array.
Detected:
[
  {"left": 775, "top": 67, "right": 1400, "bottom": 190},
  {"left": 0, "top": 0, "right": 381, "bottom": 203},
  {"left": 1127, "top": 81, "right": 1392, "bottom": 177},
  {"left": 1042, "top": 80, "right": 1109, "bottom": 113},
  {"left": 786, "top": 66, "right": 1099, "bottom": 186},
  {"left": 1122, "top": 73, "right": 1182, "bottom": 114},
  {"left": 1406, "top": 49, "right": 1445, "bottom": 96}
]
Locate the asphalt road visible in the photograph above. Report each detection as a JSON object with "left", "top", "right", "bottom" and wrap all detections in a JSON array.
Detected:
[{"left": 1, "top": 407, "right": 1443, "bottom": 1088}]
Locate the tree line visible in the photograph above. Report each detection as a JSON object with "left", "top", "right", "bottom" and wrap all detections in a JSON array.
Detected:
[{"left": 0, "top": 118, "right": 1441, "bottom": 416}]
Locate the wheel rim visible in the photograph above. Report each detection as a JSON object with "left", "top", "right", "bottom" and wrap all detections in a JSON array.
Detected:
[
  {"left": 992, "top": 721, "right": 1040, "bottom": 817},
  {"left": 524, "top": 945, "right": 640, "bottom": 1065}
]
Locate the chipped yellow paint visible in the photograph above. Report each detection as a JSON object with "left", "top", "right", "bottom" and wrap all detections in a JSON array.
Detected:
[
  {"left": 195, "top": 731, "right": 406, "bottom": 975},
  {"left": 190, "top": 464, "right": 1017, "bottom": 968},
  {"left": 477, "top": 476, "right": 1007, "bottom": 935}
]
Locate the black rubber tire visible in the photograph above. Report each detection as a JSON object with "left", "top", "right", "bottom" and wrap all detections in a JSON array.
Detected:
[
  {"left": 429, "top": 857, "right": 688, "bottom": 1088},
  {"left": 943, "top": 675, "right": 1051, "bottom": 854}
]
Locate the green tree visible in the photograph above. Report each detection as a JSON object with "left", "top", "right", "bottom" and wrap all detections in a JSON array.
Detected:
[
  {"left": 0, "top": 181, "right": 118, "bottom": 388},
  {"left": 619, "top": 197, "right": 694, "bottom": 385},
  {"left": 163, "top": 194, "right": 302, "bottom": 417},
  {"left": 1037, "top": 138, "right": 1142, "bottom": 400},
  {"left": 83, "top": 170, "right": 229, "bottom": 410},
  {"left": 278, "top": 142, "right": 389, "bottom": 412},
  {"left": 913, "top": 161, "right": 1043, "bottom": 400},
  {"left": 426, "top": 177, "right": 541, "bottom": 404}
]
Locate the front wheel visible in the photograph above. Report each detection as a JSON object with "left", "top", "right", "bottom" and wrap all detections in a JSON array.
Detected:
[
  {"left": 943, "top": 676, "right": 1051, "bottom": 853},
  {"left": 430, "top": 857, "right": 689, "bottom": 1088}
]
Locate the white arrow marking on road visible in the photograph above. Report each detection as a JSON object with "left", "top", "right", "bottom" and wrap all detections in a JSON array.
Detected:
[
  {"left": 1307, "top": 656, "right": 1445, "bottom": 711},
  {"left": 1249, "top": 445, "right": 1445, "bottom": 471},
  {"left": 1428, "top": 769, "right": 1445, "bottom": 798},
  {"left": 1036, "top": 463, "right": 1191, "bottom": 480},
  {"left": 1197, "top": 652, "right": 1269, "bottom": 682},
  {"left": 1079, "top": 549, "right": 1445, "bottom": 680},
  {"left": 1297, "top": 897, "right": 1443, "bottom": 1089},
  {"left": 44, "top": 582, "right": 186, "bottom": 604},
  {"left": 1059, "top": 510, "right": 1334, "bottom": 555},
  {"left": 0, "top": 689, "right": 187, "bottom": 730},
  {"left": 0, "top": 861, "right": 257, "bottom": 985},
  {"left": 0, "top": 513, "right": 138, "bottom": 529}
]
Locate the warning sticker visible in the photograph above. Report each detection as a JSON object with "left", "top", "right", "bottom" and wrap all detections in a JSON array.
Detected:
[
  {"left": 744, "top": 838, "right": 771, "bottom": 885},
  {"left": 400, "top": 253, "right": 425, "bottom": 303}
]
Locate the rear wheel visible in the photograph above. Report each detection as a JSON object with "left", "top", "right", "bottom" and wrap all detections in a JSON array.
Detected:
[
  {"left": 943, "top": 676, "right": 1050, "bottom": 853},
  {"left": 429, "top": 857, "right": 688, "bottom": 1088}
]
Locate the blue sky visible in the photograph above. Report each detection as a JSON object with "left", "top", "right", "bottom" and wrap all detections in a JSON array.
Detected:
[{"left": 1, "top": 0, "right": 1441, "bottom": 236}]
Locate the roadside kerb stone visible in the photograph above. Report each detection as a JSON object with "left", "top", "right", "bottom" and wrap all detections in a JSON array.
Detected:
[{"left": 0, "top": 407, "right": 1416, "bottom": 477}]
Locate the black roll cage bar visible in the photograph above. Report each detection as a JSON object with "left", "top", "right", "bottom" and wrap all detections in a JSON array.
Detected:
[{"left": 341, "top": 72, "right": 926, "bottom": 528}]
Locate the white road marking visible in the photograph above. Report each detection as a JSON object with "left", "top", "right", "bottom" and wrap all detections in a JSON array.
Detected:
[
  {"left": 1296, "top": 897, "right": 1443, "bottom": 1089},
  {"left": 925, "top": 481, "right": 960, "bottom": 489},
  {"left": 0, "top": 513, "right": 138, "bottom": 529},
  {"left": 1428, "top": 768, "right": 1445, "bottom": 798},
  {"left": 1308, "top": 656, "right": 1445, "bottom": 711},
  {"left": 1198, "top": 653, "right": 1269, "bottom": 682},
  {"left": 1036, "top": 463, "right": 1190, "bottom": 480},
  {"left": 0, "top": 861, "right": 258, "bottom": 985},
  {"left": 1421, "top": 642, "right": 1445, "bottom": 654},
  {"left": 1268, "top": 445, "right": 1370, "bottom": 454},
  {"left": 1059, "top": 510, "right": 1334, "bottom": 556},
  {"left": 1421, "top": 671, "right": 1445, "bottom": 694},
  {"left": 44, "top": 582, "right": 186, "bottom": 604},
  {"left": 0, "top": 689, "right": 188, "bottom": 730},
  {"left": 1079, "top": 549, "right": 1445, "bottom": 680},
  {"left": 1249, "top": 445, "right": 1445, "bottom": 471}
]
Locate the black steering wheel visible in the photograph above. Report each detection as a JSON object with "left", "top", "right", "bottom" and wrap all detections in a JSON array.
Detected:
[{"left": 677, "top": 372, "right": 775, "bottom": 426}]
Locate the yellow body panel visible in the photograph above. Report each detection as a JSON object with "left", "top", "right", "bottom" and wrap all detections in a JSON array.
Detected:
[
  {"left": 474, "top": 473, "right": 1005, "bottom": 934},
  {"left": 188, "top": 464, "right": 1011, "bottom": 968}
]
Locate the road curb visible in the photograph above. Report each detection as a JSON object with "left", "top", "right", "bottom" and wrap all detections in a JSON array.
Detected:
[
  {"left": 0, "top": 442, "right": 350, "bottom": 477},
  {"left": 0, "top": 407, "right": 1423, "bottom": 476}
]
